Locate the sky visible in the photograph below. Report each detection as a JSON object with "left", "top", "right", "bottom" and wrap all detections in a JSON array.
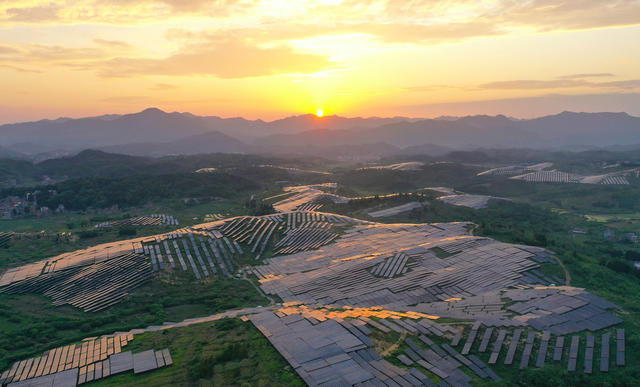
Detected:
[{"left": 1, "top": 0, "right": 640, "bottom": 123}]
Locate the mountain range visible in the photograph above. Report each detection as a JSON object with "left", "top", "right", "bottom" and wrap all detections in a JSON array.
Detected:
[{"left": 1, "top": 108, "right": 639, "bottom": 159}]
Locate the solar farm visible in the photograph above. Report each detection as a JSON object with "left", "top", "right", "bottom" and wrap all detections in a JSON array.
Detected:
[
  {"left": 436, "top": 195, "right": 499, "bottom": 209},
  {"left": 94, "top": 214, "right": 178, "bottom": 229},
  {"left": 272, "top": 183, "right": 350, "bottom": 212},
  {"left": 368, "top": 202, "right": 426, "bottom": 218},
  {"left": 0, "top": 330, "right": 174, "bottom": 386},
  {"left": 0, "top": 177, "right": 631, "bottom": 386},
  {"left": 361, "top": 162, "right": 426, "bottom": 171},
  {"left": 479, "top": 163, "right": 638, "bottom": 185}
]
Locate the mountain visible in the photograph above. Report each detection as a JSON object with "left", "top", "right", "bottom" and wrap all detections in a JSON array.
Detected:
[
  {"left": 0, "top": 108, "right": 413, "bottom": 153},
  {"left": 0, "top": 146, "right": 28, "bottom": 159},
  {"left": 256, "top": 118, "right": 539, "bottom": 149},
  {"left": 0, "top": 108, "right": 216, "bottom": 151},
  {"left": 401, "top": 143, "right": 453, "bottom": 157},
  {"left": 519, "top": 111, "right": 640, "bottom": 145},
  {"left": 263, "top": 114, "right": 416, "bottom": 134},
  {"left": 256, "top": 111, "right": 640, "bottom": 150},
  {"left": 36, "top": 149, "right": 154, "bottom": 178},
  {"left": 98, "top": 130, "right": 251, "bottom": 156},
  {"left": 1, "top": 108, "right": 639, "bottom": 157}
]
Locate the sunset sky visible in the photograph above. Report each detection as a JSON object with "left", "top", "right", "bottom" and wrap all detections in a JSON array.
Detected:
[{"left": 1, "top": 0, "right": 640, "bottom": 123}]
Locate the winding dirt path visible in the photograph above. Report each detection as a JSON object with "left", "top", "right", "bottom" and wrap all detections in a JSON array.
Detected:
[
  {"left": 380, "top": 330, "right": 407, "bottom": 356},
  {"left": 552, "top": 255, "right": 571, "bottom": 285}
]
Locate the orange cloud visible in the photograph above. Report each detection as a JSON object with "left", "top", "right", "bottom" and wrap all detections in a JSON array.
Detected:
[{"left": 93, "top": 40, "right": 332, "bottom": 78}]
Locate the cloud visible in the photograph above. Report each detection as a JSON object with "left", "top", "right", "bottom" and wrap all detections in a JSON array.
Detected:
[
  {"left": 355, "top": 21, "right": 502, "bottom": 43},
  {"left": 93, "top": 38, "right": 131, "bottom": 49},
  {"left": 404, "top": 84, "right": 468, "bottom": 92},
  {"left": 150, "top": 83, "right": 177, "bottom": 90},
  {"left": 2, "top": 1, "right": 638, "bottom": 41},
  {"left": 5, "top": 3, "right": 60, "bottom": 22},
  {"left": 480, "top": 79, "right": 591, "bottom": 90},
  {"left": 0, "top": 64, "right": 42, "bottom": 73},
  {"left": 479, "top": 77, "right": 640, "bottom": 90},
  {"left": 497, "top": 0, "right": 640, "bottom": 31},
  {"left": 0, "top": 0, "right": 638, "bottom": 57},
  {"left": 559, "top": 73, "right": 615, "bottom": 79},
  {"left": 405, "top": 74, "right": 640, "bottom": 95},
  {"left": 20, "top": 44, "right": 105, "bottom": 62},
  {"left": 165, "top": 20, "right": 503, "bottom": 49},
  {"left": 394, "top": 92, "right": 640, "bottom": 118},
  {"left": 96, "top": 0, "right": 247, "bottom": 13},
  {"left": 596, "top": 80, "right": 640, "bottom": 89},
  {"left": 93, "top": 39, "right": 331, "bottom": 78},
  {"left": 0, "top": 45, "right": 19, "bottom": 54},
  {"left": 0, "top": 36, "right": 331, "bottom": 79},
  {"left": 0, "top": 43, "right": 109, "bottom": 73}
]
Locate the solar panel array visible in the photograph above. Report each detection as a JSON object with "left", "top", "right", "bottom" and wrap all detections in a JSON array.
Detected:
[
  {"left": 214, "top": 211, "right": 358, "bottom": 261},
  {"left": 0, "top": 252, "right": 151, "bottom": 312},
  {"left": 599, "top": 176, "right": 629, "bottom": 185},
  {"left": 368, "top": 202, "right": 425, "bottom": 218},
  {"left": 250, "top": 310, "right": 434, "bottom": 386},
  {"left": 511, "top": 170, "right": 583, "bottom": 183},
  {"left": 272, "top": 184, "right": 349, "bottom": 213},
  {"left": 447, "top": 324, "right": 624, "bottom": 376},
  {"left": 0, "top": 231, "right": 13, "bottom": 247},
  {"left": 0, "top": 206, "right": 630, "bottom": 386},
  {"left": 504, "top": 287, "right": 622, "bottom": 335},
  {"left": 142, "top": 231, "right": 237, "bottom": 279},
  {"left": 0, "top": 333, "right": 172, "bottom": 386},
  {"left": 254, "top": 224, "right": 556, "bottom": 315},
  {"left": 437, "top": 195, "right": 496, "bottom": 209},
  {"left": 95, "top": 214, "right": 178, "bottom": 228}
]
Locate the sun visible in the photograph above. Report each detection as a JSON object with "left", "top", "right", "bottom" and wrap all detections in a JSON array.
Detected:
[{"left": 316, "top": 109, "right": 324, "bottom": 118}]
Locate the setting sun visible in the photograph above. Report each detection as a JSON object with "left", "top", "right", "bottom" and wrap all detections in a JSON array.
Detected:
[{"left": 316, "top": 109, "right": 324, "bottom": 118}]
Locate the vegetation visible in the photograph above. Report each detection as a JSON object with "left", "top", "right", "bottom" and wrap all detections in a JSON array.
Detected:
[
  {"left": 0, "top": 270, "right": 267, "bottom": 370},
  {"left": 0, "top": 150, "right": 329, "bottom": 184},
  {"left": 2, "top": 172, "right": 258, "bottom": 211},
  {"left": 335, "top": 163, "right": 480, "bottom": 195},
  {"left": 89, "top": 318, "right": 304, "bottom": 386}
]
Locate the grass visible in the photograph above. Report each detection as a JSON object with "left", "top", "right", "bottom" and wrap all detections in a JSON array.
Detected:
[
  {"left": 88, "top": 318, "right": 304, "bottom": 387},
  {"left": 430, "top": 246, "right": 455, "bottom": 259}
]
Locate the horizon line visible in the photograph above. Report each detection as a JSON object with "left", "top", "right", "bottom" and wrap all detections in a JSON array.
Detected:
[{"left": 1, "top": 107, "right": 636, "bottom": 126}]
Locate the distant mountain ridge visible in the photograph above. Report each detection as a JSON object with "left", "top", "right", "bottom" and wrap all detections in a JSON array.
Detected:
[{"left": 1, "top": 108, "right": 639, "bottom": 158}]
